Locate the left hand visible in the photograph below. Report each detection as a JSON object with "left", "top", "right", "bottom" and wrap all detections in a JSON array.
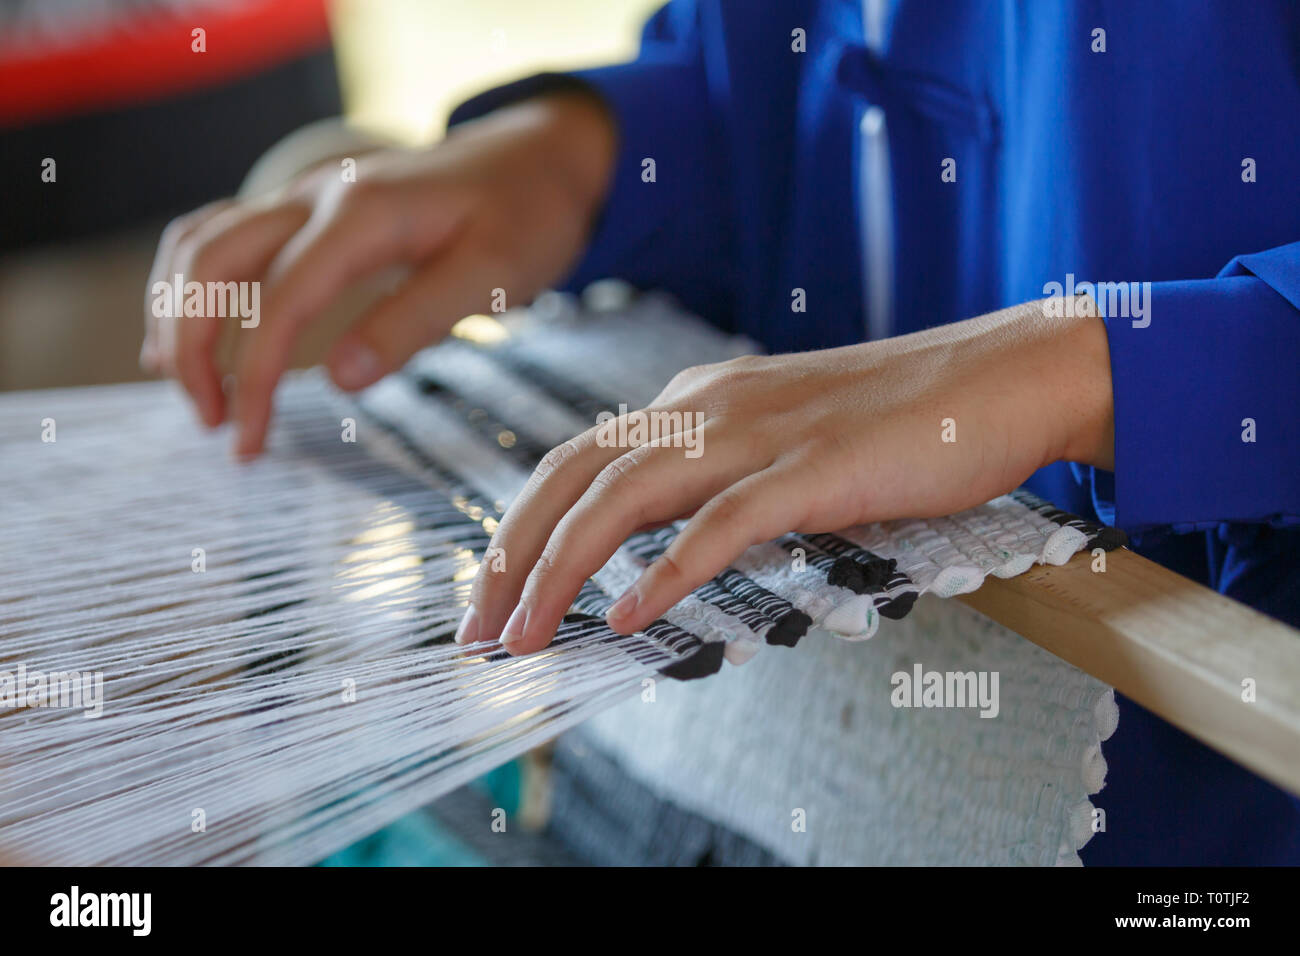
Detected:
[{"left": 456, "top": 298, "right": 1114, "bottom": 653}]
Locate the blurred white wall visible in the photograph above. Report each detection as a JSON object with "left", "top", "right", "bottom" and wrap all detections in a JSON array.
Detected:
[{"left": 332, "top": 0, "right": 662, "bottom": 144}]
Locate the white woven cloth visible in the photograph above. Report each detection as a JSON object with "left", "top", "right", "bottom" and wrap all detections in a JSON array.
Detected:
[{"left": 579, "top": 596, "right": 1116, "bottom": 865}]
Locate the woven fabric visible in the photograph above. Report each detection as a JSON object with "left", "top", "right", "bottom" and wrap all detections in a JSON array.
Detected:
[{"left": 574, "top": 595, "right": 1117, "bottom": 866}]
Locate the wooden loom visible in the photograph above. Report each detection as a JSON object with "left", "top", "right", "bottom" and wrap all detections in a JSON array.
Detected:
[{"left": 963, "top": 549, "right": 1300, "bottom": 796}]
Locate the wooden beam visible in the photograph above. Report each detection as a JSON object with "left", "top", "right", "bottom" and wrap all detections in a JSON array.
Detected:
[{"left": 958, "top": 547, "right": 1300, "bottom": 796}]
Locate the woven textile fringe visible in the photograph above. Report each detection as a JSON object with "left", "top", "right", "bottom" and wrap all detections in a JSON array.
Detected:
[{"left": 0, "top": 293, "right": 1122, "bottom": 865}]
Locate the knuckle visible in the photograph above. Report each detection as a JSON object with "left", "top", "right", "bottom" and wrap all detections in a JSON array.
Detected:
[
  {"left": 159, "top": 199, "right": 232, "bottom": 256},
  {"left": 185, "top": 239, "right": 225, "bottom": 282},
  {"left": 335, "top": 176, "right": 378, "bottom": 207},
  {"left": 652, "top": 548, "right": 689, "bottom": 584},
  {"left": 665, "top": 367, "right": 696, "bottom": 389},
  {"left": 664, "top": 364, "right": 705, "bottom": 393},
  {"left": 333, "top": 178, "right": 391, "bottom": 222},
  {"left": 589, "top": 448, "right": 646, "bottom": 495},
  {"left": 661, "top": 354, "right": 762, "bottom": 408},
  {"left": 160, "top": 211, "right": 201, "bottom": 247},
  {"left": 535, "top": 437, "right": 585, "bottom": 480},
  {"left": 528, "top": 543, "right": 564, "bottom": 584},
  {"left": 467, "top": 555, "right": 502, "bottom": 604},
  {"left": 721, "top": 353, "right": 763, "bottom": 371},
  {"left": 705, "top": 489, "right": 750, "bottom": 527},
  {"left": 158, "top": 222, "right": 186, "bottom": 253},
  {"left": 800, "top": 430, "right": 857, "bottom": 467},
  {"left": 708, "top": 354, "right": 763, "bottom": 388}
]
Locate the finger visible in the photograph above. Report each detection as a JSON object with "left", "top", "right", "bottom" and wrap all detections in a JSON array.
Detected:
[
  {"left": 166, "top": 202, "right": 311, "bottom": 427},
  {"left": 142, "top": 200, "right": 233, "bottom": 373},
  {"left": 502, "top": 428, "right": 750, "bottom": 656},
  {"left": 606, "top": 464, "right": 806, "bottom": 635},
  {"left": 325, "top": 240, "right": 512, "bottom": 392},
  {"left": 230, "top": 189, "right": 409, "bottom": 457},
  {"left": 457, "top": 427, "right": 620, "bottom": 647}
]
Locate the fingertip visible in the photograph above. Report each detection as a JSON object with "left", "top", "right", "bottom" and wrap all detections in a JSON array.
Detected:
[
  {"left": 232, "top": 429, "right": 263, "bottom": 462},
  {"left": 498, "top": 603, "right": 529, "bottom": 655},
  {"left": 188, "top": 378, "right": 226, "bottom": 430},
  {"left": 209, "top": 393, "right": 229, "bottom": 428},
  {"left": 139, "top": 342, "right": 159, "bottom": 375},
  {"left": 231, "top": 374, "right": 276, "bottom": 461},
  {"left": 604, "top": 586, "right": 641, "bottom": 634},
  {"left": 502, "top": 601, "right": 565, "bottom": 657},
  {"left": 453, "top": 605, "right": 480, "bottom": 645},
  {"left": 327, "top": 339, "right": 385, "bottom": 391},
  {"left": 202, "top": 404, "right": 226, "bottom": 430},
  {"left": 194, "top": 401, "right": 218, "bottom": 431}
]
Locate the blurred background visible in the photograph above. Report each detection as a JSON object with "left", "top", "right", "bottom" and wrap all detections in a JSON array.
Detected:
[{"left": 0, "top": 0, "right": 659, "bottom": 392}]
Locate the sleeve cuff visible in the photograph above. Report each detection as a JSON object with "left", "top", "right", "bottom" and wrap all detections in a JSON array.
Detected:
[
  {"left": 447, "top": 61, "right": 736, "bottom": 318},
  {"left": 1099, "top": 275, "right": 1300, "bottom": 532}
]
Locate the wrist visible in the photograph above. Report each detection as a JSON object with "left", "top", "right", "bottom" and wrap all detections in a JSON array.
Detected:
[
  {"left": 531, "top": 90, "right": 618, "bottom": 227},
  {"left": 1047, "top": 296, "right": 1115, "bottom": 470},
  {"left": 902, "top": 298, "right": 1115, "bottom": 473}
]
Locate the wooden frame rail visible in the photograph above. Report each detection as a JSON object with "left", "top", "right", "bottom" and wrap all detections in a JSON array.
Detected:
[{"left": 959, "top": 547, "right": 1300, "bottom": 796}]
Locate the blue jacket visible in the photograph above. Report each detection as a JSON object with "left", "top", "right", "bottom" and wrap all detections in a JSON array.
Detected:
[{"left": 453, "top": 0, "right": 1300, "bottom": 864}]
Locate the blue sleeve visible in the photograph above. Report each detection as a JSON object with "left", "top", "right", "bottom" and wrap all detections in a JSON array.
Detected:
[
  {"left": 446, "top": 1, "right": 738, "bottom": 327},
  {"left": 1091, "top": 241, "right": 1300, "bottom": 533}
]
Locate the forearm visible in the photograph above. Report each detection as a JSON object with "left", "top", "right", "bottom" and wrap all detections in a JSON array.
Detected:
[
  {"left": 446, "top": 89, "right": 616, "bottom": 233},
  {"left": 505, "top": 91, "right": 617, "bottom": 234}
]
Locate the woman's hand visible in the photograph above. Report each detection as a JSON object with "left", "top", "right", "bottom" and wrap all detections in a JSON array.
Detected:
[
  {"left": 141, "top": 92, "right": 616, "bottom": 458},
  {"left": 457, "top": 298, "right": 1114, "bottom": 653}
]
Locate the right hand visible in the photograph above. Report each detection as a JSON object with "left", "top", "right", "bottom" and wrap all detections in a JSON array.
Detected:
[{"left": 141, "top": 92, "right": 617, "bottom": 458}]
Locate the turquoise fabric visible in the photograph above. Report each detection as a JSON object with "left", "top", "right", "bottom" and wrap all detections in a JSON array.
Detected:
[
  {"left": 318, "top": 810, "right": 484, "bottom": 867},
  {"left": 317, "top": 761, "right": 524, "bottom": 867}
]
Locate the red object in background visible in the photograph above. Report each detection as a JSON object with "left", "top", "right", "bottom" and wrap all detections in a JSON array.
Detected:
[{"left": 0, "top": 0, "right": 332, "bottom": 127}]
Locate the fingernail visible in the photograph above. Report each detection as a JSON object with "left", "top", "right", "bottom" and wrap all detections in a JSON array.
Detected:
[
  {"left": 454, "top": 606, "right": 479, "bottom": 645},
  {"left": 500, "top": 603, "right": 528, "bottom": 647},
  {"left": 606, "top": 587, "right": 640, "bottom": 625},
  {"left": 233, "top": 416, "right": 259, "bottom": 459},
  {"left": 232, "top": 437, "right": 258, "bottom": 463},
  {"left": 333, "top": 341, "right": 383, "bottom": 390}
]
